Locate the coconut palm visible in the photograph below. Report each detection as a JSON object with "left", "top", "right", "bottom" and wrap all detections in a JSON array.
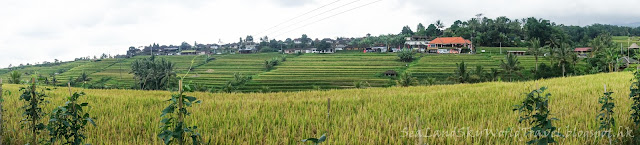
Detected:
[
  {"left": 528, "top": 38, "right": 545, "bottom": 74},
  {"left": 552, "top": 45, "right": 574, "bottom": 77},
  {"left": 500, "top": 54, "right": 523, "bottom": 81},
  {"left": 449, "top": 61, "right": 470, "bottom": 83}
]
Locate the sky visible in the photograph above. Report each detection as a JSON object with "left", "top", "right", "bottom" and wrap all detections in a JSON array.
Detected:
[{"left": 1, "top": 0, "right": 639, "bottom": 68}]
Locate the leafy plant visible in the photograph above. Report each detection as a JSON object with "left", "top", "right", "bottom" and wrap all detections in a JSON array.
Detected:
[
  {"left": 422, "top": 77, "right": 437, "bottom": 86},
  {"left": 158, "top": 56, "right": 206, "bottom": 145},
  {"left": 220, "top": 73, "right": 252, "bottom": 93},
  {"left": 629, "top": 69, "right": 640, "bottom": 125},
  {"left": 131, "top": 55, "right": 177, "bottom": 90},
  {"left": 158, "top": 81, "right": 205, "bottom": 145},
  {"left": 448, "top": 61, "right": 470, "bottom": 83},
  {"left": 9, "top": 71, "right": 21, "bottom": 84},
  {"left": 396, "top": 72, "right": 418, "bottom": 87},
  {"left": 19, "top": 77, "right": 49, "bottom": 145},
  {"left": 397, "top": 49, "right": 415, "bottom": 62},
  {"left": 500, "top": 54, "right": 523, "bottom": 81},
  {"left": 597, "top": 89, "right": 614, "bottom": 143},
  {"left": 513, "top": 87, "right": 563, "bottom": 144},
  {"left": 47, "top": 91, "right": 96, "bottom": 144}
]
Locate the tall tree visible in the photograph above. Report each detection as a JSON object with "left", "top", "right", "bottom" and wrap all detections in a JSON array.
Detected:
[
  {"left": 400, "top": 26, "right": 414, "bottom": 35},
  {"left": 528, "top": 38, "right": 545, "bottom": 75},
  {"left": 500, "top": 54, "right": 523, "bottom": 81},
  {"left": 552, "top": 46, "right": 574, "bottom": 77}
]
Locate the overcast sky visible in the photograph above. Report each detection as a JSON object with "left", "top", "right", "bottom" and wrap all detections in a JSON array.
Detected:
[{"left": 2, "top": 0, "right": 639, "bottom": 68}]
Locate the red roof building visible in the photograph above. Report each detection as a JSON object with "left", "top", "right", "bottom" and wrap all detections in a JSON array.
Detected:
[
  {"left": 428, "top": 37, "right": 473, "bottom": 50},
  {"left": 574, "top": 47, "right": 592, "bottom": 52}
]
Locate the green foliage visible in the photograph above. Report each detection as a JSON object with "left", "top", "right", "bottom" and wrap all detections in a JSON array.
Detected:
[
  {"left": 158, "top": 82, "right": 205, "bottom": 145},
  {"left": 597, "top": 91, "right": 615, "bottom": 138},
  {"left": 448, "top": 61, "right": 470, "bottom": 83},
  {"left": 87, "top": 77, "right": 112, "bottom": 89},
  {"left": 629, "top": 69, "right": 640, "bottom": 126},
  {"left": 9, "top": 71, "right": 21, "bottom": 84},
  {"left": 47, "top": 92, "right": 96, "bottom": 145},
  {"left": 302, "top": 134, "right": 326, "bottom": 145},
  {"left": 396, "top": 72, "right": 418, "bottom": 87},
  {"left": 397, "top": 49, "right": 415, "bottom": 62},
  {"left": 422, "top": 77, "right": 437, "bottom": 86},
  {"left": 220, "top": 73, "right": 252, "bottom": 93},
  {"left": 470, "top": 65, "right": 486, "bottom": 83},
  {"left": 75, "top": 72, "right": 92, "bottom": 85},
  {"left": 131, "top": 55, "right": 176, "bottom": 90},
  {"left": 513, "top": 87, "right": 563, "bottom": 145},
  {"left": 552, "top": 46, "right": 576, "bottom": 77},
  {"left": 264, "top": 57, "right": 281, "bottom": 71},
  {"left": 500, "top": 54, "right": 523, "bottom": 81},
  {"left": 19, "top": 77, "right": 49, "bottom": 144}
]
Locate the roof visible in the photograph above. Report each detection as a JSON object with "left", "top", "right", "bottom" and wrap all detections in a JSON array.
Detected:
[
  {"left": 619, "top": 56, "right": 639, "bottom": 64},
  {"left": 630, "top": 43, "right": 639, "bottom": 49},
  {"left": 574, "top": 47, "right": 592, "bottom": 52},
  {"left": 507, "top": 51, "right": 526, "bottom": 53},
  {"left": 181, "top": 50, "right": 196, "bottom": 53},
  {"left": 429, "top": 37, "right": 471, "bottom": 44}
]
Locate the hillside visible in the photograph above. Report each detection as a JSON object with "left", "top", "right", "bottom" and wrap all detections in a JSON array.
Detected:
[
  {"left": 0, "top": 51, "right": 587, "bottom": 92},
  {"left": 0, "top": 72, "right": 634, "bottom": 144}
]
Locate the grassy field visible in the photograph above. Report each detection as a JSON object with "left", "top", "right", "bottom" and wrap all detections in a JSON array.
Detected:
[
  {"left": 407, "top": 54, "right": 564, "bottom": 83},
  {"left": 2, "top": 49, "right": 590, "bottom": 92},
  {"left": 613, "top": 36, "right": 640, "bottom": 48},
  {"left": 184, "top": 53, "right": 288, "bottom": 89},
  {"left": 245, "top": 52, "right": 406, "bottom": 92},
  {"left": 0, "top": 72, "right": 635, "bottom": 144},
  {"left": 0, "top": 61, "right": 90, "bottom": 81}
]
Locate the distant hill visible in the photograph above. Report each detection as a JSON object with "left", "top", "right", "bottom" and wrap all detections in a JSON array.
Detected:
[{"left": 618, "top": 22, "right": 640, "bottom": 27}]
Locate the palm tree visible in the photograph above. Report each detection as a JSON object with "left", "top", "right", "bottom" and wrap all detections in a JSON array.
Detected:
[
  {"left": 500, "top": 54, "right": 523, "bottom": 81},
  {"left": 528, "top": 38, "right": 545, "bottom": 74},
  {"left": 9, "top": 71, "right": 21, "bottom": 84},
  {"left": 552, "top": 46, "right": 574, "bottom": 77},
  {"left": 396, "top": 72, "right": 419, "bottom": 87},
  {"left": 448, "top": 61, "right": 470, "bottom": 83},
  {"left": 603, "top": 47, "right": 619, "bottom": 72}
]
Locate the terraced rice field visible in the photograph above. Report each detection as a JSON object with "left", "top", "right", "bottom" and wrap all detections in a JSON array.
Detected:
[
  {"left": 184, "top": 53, "right": 288, "bottom": 88},
  {"left": 245, "top": 52, "right": 406, "bottom": 92},
  {"left": 407, "top": 54, "right": 567, "bottom": 83},
  {"left": 55, "top": 59, "right": 122, "bottom": 85},
  {"left": 613, "top": 36, "right": 640, "bottom": 48},
  {"left": 0, "top": 60, "right": 90, "bottom": 81}
]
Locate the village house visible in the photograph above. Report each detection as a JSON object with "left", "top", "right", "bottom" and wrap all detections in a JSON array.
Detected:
[
  {"left": 429, "top": 37, "right": 473, "bottom": 53},
  {"left": 404, "top": 36, "right": 430, "bottom": 52},
  {"left": 574, "top": 47, "right": 592, "bottom": 57}
]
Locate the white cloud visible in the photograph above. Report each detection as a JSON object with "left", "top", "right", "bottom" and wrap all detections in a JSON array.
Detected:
[{"left": 1, "top": 0, "right": 639, "bottom": 68}]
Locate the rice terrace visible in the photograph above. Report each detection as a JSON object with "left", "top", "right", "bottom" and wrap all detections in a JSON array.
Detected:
[{"left": 2, "top": 0, "right": 640, "bottom": 144}]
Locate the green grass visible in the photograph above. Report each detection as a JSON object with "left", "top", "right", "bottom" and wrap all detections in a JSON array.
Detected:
[
  {"left": 183, "top": 53, "right": 289, "bottom": 89},
  {"left": 245, "top": 53, "right": 406, "bottom": 92},
  {"left": 1, "top": 61, "right": 91, "bottom": 82},
  {"left": 613, "top": 36, "right": 640, "bottom": 48}
]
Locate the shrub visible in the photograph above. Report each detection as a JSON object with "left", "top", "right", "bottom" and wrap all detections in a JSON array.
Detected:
[
  {"left": 397, "top": 50, "right": 415, "bottom": 62},
  {"left": 396, "top": 72, "right": 418, "bottom": 87},
  {"left": 47, "top": 91, "right": 96, "bottom": 144},
  {"left": 513, "top": 87, "right": 563, "bottom": 144}
]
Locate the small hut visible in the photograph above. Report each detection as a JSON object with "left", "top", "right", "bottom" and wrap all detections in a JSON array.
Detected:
[
  {"left": 383, "top": 70, "right": 398, "bottom": 77},
  {"left": 629, "top": 43, "right": 639, "bottom": 49}
]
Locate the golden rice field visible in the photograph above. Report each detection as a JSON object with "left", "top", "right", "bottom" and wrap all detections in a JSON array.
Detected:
[{"left": 0, "top": 72, "right": 636, "bottom": 144}]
